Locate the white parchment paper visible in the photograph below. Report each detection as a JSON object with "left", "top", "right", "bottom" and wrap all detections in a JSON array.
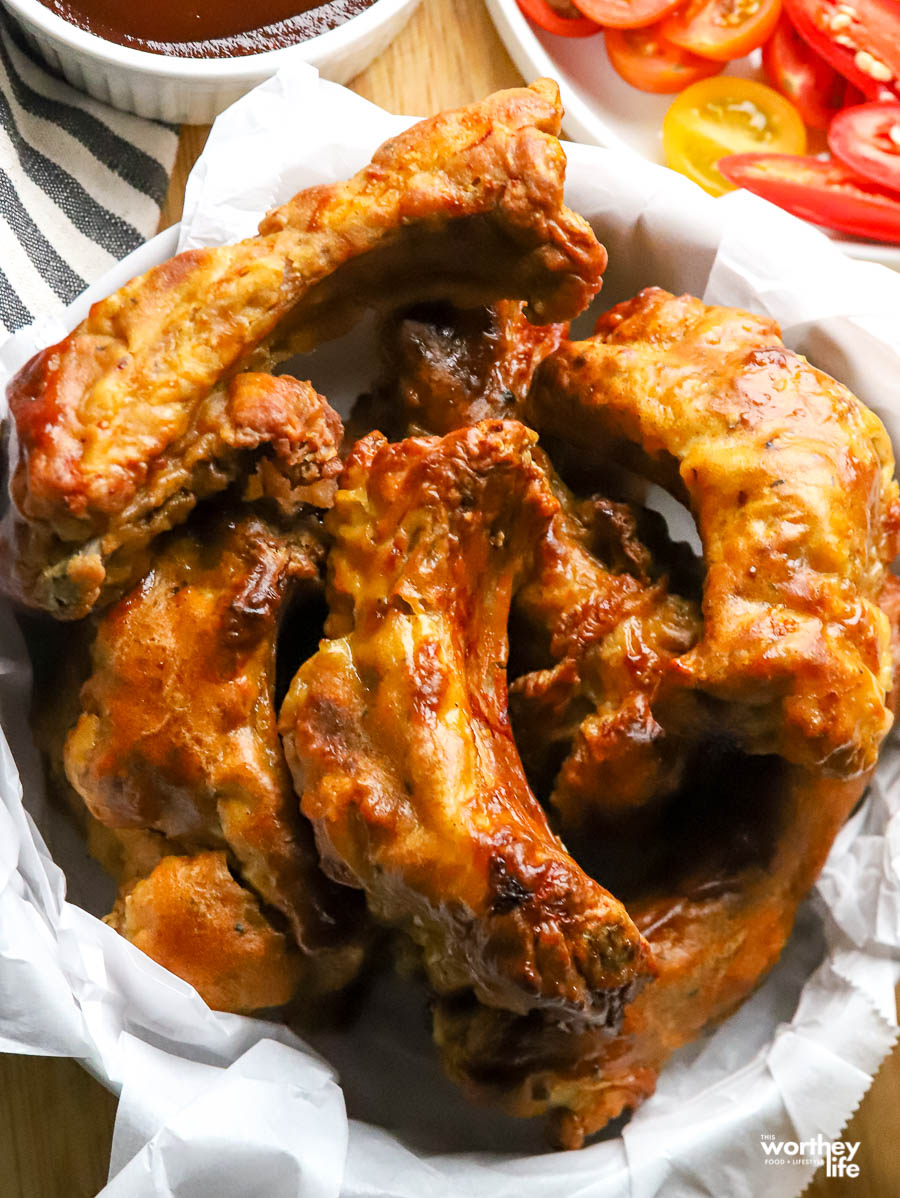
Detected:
[{"left": 2, "top": 63, "right": 900, "bottom": 1198}]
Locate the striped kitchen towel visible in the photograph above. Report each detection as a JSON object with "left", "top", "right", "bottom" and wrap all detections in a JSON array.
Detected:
[{"left": 0, "top": 14, "right": 179, "bottom": 333}]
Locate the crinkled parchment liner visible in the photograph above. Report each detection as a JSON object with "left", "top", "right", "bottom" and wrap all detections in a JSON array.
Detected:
[{"left": 1, "top": 65, "right": 899, "bottom": 1198}]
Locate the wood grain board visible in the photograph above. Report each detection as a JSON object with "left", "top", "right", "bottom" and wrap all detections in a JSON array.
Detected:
[{"left": 2, "top": 0, "right": 899, "bottom": 1194}]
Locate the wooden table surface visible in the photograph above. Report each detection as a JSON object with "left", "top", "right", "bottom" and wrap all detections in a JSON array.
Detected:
[{"left": 2, "top": 1, "right": 899, "bottom": 1194}]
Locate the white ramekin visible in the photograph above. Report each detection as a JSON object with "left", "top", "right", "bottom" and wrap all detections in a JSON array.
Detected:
[{"left": 0, "top": 0, "right": 422, "bottom": 123}]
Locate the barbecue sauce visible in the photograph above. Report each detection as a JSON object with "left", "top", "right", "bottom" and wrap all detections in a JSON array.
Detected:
[{"left": 39, "top": 0, "right": 376, "bottom": 57}]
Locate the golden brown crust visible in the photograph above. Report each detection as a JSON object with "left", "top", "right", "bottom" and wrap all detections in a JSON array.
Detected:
[
  {"left": 226, "top": 373, "right": 343, "bottom": 510},
  {"left": 360, "top": 286, "right": 900, "bottom": 1143},
  {"left": 110, "top": 852, "right": 303, "bottom": 1014},
  {"left": 4, "top": 369, "right": 342, "bottom": 619},
  {"left": 64, "top": 507, "right": 368, "bottom": 1009},
  {"left": 358, "top": 295, "right": 700, "bottom": 827},
  {"left": 527, "top": 288, "right": 900, "bottom": 777},
  {"left": 510, "top": 454, "right": 702, "bottom": 828},
  {"left": 434, "top": 756, "right": 871, "bottom": 1148},
  {"left": 2, "top": 81, "right": 606, "bottom": 619},
  {"left": 12, "top": 71, "right": 899, "bottom": 1143},
  {"left": 279, "top": 420, "right": 654, "bottom": 1023}
]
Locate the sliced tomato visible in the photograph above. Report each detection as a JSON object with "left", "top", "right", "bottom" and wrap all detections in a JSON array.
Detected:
[
  {"left": 606, "top": 24, "right": 723, "bottom": 91},
  {"left": 662, "top": 0, "right": 783, "bottom": 61},
  {"left": 516, "top": 0, "right": 601, "bottom": 35},
  {"left": 783, "top": 0, "right": 900, "bottom": 99},
  {"left": 762, "top": 12, "right": 852, "bottom": 128},
  {"left": 828, "top": 100, "right": 900, "bottom": 191},
  {"left": 718, "top": 151, "right": 900, "bottom": 240},
  {"left": 663, "top": 77, "right": 806, "bottom": 195},
  {"left": 842, "top": 81, "right": 869, "bottom": 106},
  {"left": 572, "top": 0, "right": 685, "bottom": 31}
]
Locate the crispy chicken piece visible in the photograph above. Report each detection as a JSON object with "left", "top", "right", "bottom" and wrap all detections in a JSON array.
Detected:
[
  {"left": 441, "top": 571, "right": 900, "bottom": 1141},
  {"left": 110, "top": 851, "right": 303, "bottom": 1014},
  {"left": 510, "top": 457, "right": 702, "bottom": 826},
  {"left": 2, "top": 80, "right": 606, "bottom": 620},
  {"left": 439, "top": 574, "right": 900, "bottom": 1143},
  {"left": 359, "top": 296, "right": 701, "bottom": 824},
  {"left": 229, "top": 372, "right": 344, "bottom": 511},
  {"left": 434, "top": 753, "right": 874, "bottom": 1148},
  {"left": 358, "top": 300, "right": 565, "bottom": 439},
  {"left": 64, "top": 507, "right": 368, "bottom": 1009},
  {"left": 279, "top": 421, "right": 654, "bottom": 1023},
  {"left": 526, "top": 287, "right": 900, "bottom": 777},
  {"left": 4, "top": 366, "right": 342, "bottom": 619}
]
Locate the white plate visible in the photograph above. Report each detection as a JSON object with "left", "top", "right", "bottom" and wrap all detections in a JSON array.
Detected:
[{"left": 486, "top": 0, "right": 900, "bottom": 270}]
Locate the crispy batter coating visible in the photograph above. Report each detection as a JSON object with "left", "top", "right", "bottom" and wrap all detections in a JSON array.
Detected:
[
  {"left": 229, "top": 373, "right": 344, "bottom": 511},
  {"left": 434, "top": 754, "right": 873, "bottom": 1148},
  {"left": 280, "top": 421, "right": 654, "bottom": 1023},
  {"left": 5, "top": 366, "right": 342, "bottom": 619},
  {"left": 64, "top": 507, "right": 368, "bottom": 1010},
  {"left": 359, "top": 296, "right": 701, "bottom": 824},
  {"left": 2, "top": 80, "right": 606, "bottom": 619},
  {"left": 527, "top": 288, "right": 900, "bottom": 777},
  {"left": 510, "top": 457, "right": 702, "bottom": 826},
  {"left": 14, "top": 67, "right": 899, "bottom": 1138},
  {"left": 30, "top": 635, "right": 298, "bottom": 1016},
  {"left": 109, "top": 851, "right": 303, "bottom": 1013}
]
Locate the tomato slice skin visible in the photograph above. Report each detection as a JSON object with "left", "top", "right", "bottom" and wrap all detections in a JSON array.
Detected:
[
  {"left": 842, "top": 81, "right": 869, "bottom": 107},
  {"left": 718, "top": 151, "right": 900, "bottom": 240},
  {"left": 662, "top": 0, "right": 783, "bottom": 61},
  {"left": 762, "top": 12, "right": 852, "bottom": 128},
  {"left": 782, "top": 0, "right": 900, "bottom": 99},
  {"left": 573, "top": 0, "right": 685, "bottom": 31},
  {"left": 828, "top": 101, "right": 900, "bottom": 192},
  {"left": 606, "top": 24, "right": 723, "bottom": 91},
  {"left": 516, "top": 0, "right": 601, "bottom": 35}
]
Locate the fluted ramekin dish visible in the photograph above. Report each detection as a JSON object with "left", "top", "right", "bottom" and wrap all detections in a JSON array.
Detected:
[{"left": 0, "top": 0, "right": 422, "bottom": 123}]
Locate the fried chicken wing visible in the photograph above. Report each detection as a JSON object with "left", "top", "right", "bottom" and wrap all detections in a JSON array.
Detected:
[
  {"left": 509, "top": 458, "right": 702, "bottom": 826},
  {"left": 358, "top": 295, "right": 701, "bottom": 824},
  {"left": 359, "top": 300, "right": 565, "bottom": 439},
  {"left": 4, "top": 366, "right": 342, "bottom": 619},
  {"left": 434, "top": 752, "right": 873, "bottom": 1148},
  {"left": 2, "top": 80, "right": 606, "bottom": 620},
  {"left": 109, "top": 851, "right": 303, "bottom": 1013},
  {"left": 279, "top": 421, "right": 654, "bottom": 1023},
  {"left": 527, "top": 288, "right": 900, "bottom": 776},
  {"left": 64, "top": 506, "right": 368, "bottom": 1009}
]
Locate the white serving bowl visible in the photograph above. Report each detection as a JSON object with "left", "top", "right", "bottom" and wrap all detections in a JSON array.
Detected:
[
  {"left": 2, "top": 71, "right": 900, "bottom": 1195},
  {"left": 0, "top": 0, "right": 422, "bottom": 123},
  {"left": 485, "top": 0, "right": 900, "bottom": 271}
]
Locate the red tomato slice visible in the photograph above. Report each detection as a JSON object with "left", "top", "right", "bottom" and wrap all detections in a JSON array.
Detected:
[
  {"left": 828, "top": 100, "right": 900, "bottom": 191},
  {"left": 783, "top": 0, "right": 900, "bottom": 99},
  {"left": 842, "top": 81, "right": 869, "bottom": 106},
  {"left": 662, "top": 0, "right": 783, "bottom": 61},
  {"left": 718, "top": 151, "right": 900, "bottom": 240},
  {"left": 762, "top": 12, "right": 852, "bottom": 128},
  {"left": 573, "top": 0, "right": 685, "bottom": 31},
  {"left": 516, "top": 0, "right": 601, "bottom": 35},
  {"left": 606, "top": 24, "right": 723, "bottom": 91}
]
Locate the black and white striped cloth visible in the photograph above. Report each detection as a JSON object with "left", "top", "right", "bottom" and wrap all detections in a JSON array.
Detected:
[{"left": 0, "top": 14, "right": 178, "bottom": 333}]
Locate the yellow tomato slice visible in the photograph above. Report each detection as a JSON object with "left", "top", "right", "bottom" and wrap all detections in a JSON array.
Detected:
[{"left": 662, "top": 77, "right": 806, "bottom": 196}]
